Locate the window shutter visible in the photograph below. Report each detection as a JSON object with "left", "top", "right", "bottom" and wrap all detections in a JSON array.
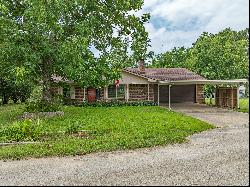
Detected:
[{"left": 70, "top": 87, "right": 75, "bottom": 99}]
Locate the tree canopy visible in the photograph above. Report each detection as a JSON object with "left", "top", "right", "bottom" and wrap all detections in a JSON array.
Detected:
[
  {"left": 0, "top": 0, "right": 150, "bottom": 103},
  {"left": 151, "top": 28, "right": 249, "bottom": 81}
]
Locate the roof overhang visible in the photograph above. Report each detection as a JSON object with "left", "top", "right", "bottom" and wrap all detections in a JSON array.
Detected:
[
  {"left": 122, "top": 69, "right": 158, "bottom": 83},
  {"left": 158, "top": 79, "right": 249, "bottom": 85}
]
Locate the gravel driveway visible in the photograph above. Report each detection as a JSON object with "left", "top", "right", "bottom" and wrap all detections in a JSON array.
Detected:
[{"left": 0, "top": 104, "right": 249, "bottom": 186}]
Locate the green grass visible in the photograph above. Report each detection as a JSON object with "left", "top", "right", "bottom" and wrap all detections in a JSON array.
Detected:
[
  {"left": 0, "top": 104, "right": 214, "bottom": 160},
  {"left": 205, "top": 98, "right": 215, "bottom": 106},
  {"left": 0, "top": 103, "right": 25, "bottom": 126},
  {"left": 237, "top": 98, "right": 249, "bottom": 113},
  {"left": 205, "top": 97, "right": 249, "bottom": 113}
]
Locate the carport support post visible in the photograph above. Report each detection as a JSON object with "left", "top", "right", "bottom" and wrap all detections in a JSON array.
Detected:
[
  {"left": 168, "top": 85, "right": 171, "bottom": 110},
  {"left": 157, "top": 84, "right": 160, "bottom": 105},
  {"left": 147, "top": 84, "right": 150, "bottom": 101},
  {"left": 83, "top": 88, "right": 86, "bottom": 101},
  {"left": 237, "top": 85, "right": 240, "bottom": 109}
]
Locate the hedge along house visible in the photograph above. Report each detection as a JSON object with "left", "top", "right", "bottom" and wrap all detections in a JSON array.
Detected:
[{"left": 51, "top": 60, "right": 248, "bottom": 109}]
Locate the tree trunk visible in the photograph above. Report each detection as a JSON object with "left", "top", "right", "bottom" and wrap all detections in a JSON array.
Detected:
[
  {"left": 41, "top": 60, "right": 53, "bottom": 103},
  {"left": 42, "top": 73, "right": 52, "bottom": 103},
  {"left": 2, "top": 94, "right": 9, "bottom": 104}
]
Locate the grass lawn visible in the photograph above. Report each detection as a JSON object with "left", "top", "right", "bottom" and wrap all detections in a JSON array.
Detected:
[
  {"left": 237, "top": 98, "right": 249, "bottom": 113},
  {"left": 205, "top": 97, "right": 249, "bottom": 113},
  {"left": 0, "top": 104, "right": 214, "bottom": 160}
]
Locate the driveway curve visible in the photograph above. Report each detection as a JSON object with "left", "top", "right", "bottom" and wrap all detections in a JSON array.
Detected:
[{"left": 0, "top": 104, "right": 249, "bottom": 186}]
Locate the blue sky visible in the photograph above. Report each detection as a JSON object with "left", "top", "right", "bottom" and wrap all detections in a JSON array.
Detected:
[{"left": 137, "top": 0, "right": 249, "bottom": 54}]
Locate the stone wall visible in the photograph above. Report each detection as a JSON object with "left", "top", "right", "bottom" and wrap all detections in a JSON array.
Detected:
[
  {"left": 99, "top": 88, "right": 105, "bottom": 100},
  {"left": 50, "top": 86, "right": 59, "bottom": 96},
  {"left": 75, "top": 86, "right": 85, "bottom": 103},
  {"left": 128, "top": 84, "right": 154, "bottom": 101}
]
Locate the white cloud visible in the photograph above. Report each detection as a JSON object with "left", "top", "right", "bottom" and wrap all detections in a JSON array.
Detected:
[
  {"left": 145, "top": 23, "right": 201, "bottom": 52},
  {"left": 141, "top": 0, "right": 249, "bottom": 54},
  {"left": 142, "top": 0, "right": 161, "bottom": 9}
]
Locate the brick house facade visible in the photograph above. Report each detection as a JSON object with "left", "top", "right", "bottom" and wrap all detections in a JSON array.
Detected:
[
  {"left": 51, "top": 81, "right": 205, "bottom": 105},
  {"left": 51, "top": 60, "right": 206, "bottom": 105}
]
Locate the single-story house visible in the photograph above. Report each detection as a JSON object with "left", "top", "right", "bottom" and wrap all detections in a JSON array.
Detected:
[{"left": 51, "top": 60, "right": 248, "bottom": 109}]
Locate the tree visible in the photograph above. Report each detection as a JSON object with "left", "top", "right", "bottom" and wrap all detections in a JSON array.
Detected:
[
  {"left": 151, "top": 46, "right": 190, "bottom": 68},
  {"left": 151, "top": 28, "right": 249, "bottom": 81},
  {"left": 0, "top": 0, "right": 150, "bottom": 105},
  {"left": 190, "top": 28, "right": 249, "bottom": 80},
  {"left": 0, "top": 61, "right": 33, "bottom": 104}
]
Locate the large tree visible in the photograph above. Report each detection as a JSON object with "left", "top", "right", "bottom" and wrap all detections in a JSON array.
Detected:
[
  {"left": 151, "top": 46, "right": 190, "bottom": 68},
  {"left": 151, "top": 28, "right": 249, "bottom": 80},
  {"left": 190, "top": 28, "right": 249, "bottom": 80},
  {"left": 0, "top": 0, "right": 150, "bottom": 104}
]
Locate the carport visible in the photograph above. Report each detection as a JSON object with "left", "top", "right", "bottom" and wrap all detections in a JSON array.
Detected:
[{"left": 157, "top": 79, "right": 248, "bottom": 109}]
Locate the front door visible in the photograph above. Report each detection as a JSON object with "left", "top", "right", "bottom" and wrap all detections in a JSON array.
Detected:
[{"left": 87, "top": 88, "right": 96, "bottom": 102}]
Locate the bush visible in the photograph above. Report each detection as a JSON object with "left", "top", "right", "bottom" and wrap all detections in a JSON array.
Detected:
[
  {"left": 25, "top": 86, "right": 62, "bottom": 112},
  {"left": 0, "top": 119, "right": 41, "bottom": 142},
  {"left": 65, "top": 121, "right": 81, "bottom": 134},
  {"left": 79, "top": 100, "right": 158, "bottom": 107},
  {"left": 26, "top": 100, "right": 62, "bottom": 112}
]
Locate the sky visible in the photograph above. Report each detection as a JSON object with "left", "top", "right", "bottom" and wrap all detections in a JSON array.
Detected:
[{"left": 138, "top": 0, "right": 249, "bottom": 54}]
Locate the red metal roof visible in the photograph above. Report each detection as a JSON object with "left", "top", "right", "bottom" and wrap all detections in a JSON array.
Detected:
[{"left": 123, "top": 68, "right": 206, "bottom": 81}]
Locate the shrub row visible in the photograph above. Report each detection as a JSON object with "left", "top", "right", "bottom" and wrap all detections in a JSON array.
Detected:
[
  {"left": 77, "top": 100, "right": 158, "bottom": 107},
  {"left": 25, "top": 100, "right": 62, "bottom": 112}
]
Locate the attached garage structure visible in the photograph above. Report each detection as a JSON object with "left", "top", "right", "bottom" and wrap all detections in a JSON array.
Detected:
[{"left": 158, "top": 85, "right": 196, "bottom": 103}]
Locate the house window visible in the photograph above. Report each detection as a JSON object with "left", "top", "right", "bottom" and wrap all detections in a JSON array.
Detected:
[
  {"left": 117, "top": 85, "right": 125, "bottom": 98},
  {"left": 96, "top": 89, "right": 101, "bottom": 100},
  {"left": 108, "top": 85, "right": 116, "bottom": 98},
  {"left": 63, "top": 86, "right": 75, "bottom": 99},
  {"left": 108, "top": 85, "right": 125, "bottom": 99},
  {"left": 63, "top": 87, "right": 71, "bottom": 98}
]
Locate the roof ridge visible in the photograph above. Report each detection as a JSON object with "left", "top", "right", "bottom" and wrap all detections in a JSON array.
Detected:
[{"left": 123, "top": 67, "right": 205, "bottom": 81}]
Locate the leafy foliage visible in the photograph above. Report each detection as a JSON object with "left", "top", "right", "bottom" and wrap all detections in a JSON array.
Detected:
[
  {"left": 0, "top": 64, "right": 33, "bottom": 104},
  {"left": 191, "top": 28, "right": 249, "bottom": 80},
  {"left": 0, "top": 105, "right": 214, "bottom": 159},
  {"left": 0, "top": 119, "right": 41, "bottom": 142},
  {"left": 65, "top": 121, "right": 82, "bottom": 134},
  {"left": 25, "top": 86, "right": 62, "bottom": 112},
  {"left": 152, "top": 28, "right": 249, "bottom": 80},
  {"left": 151, "top": 47, "right": 191, "bottom": 68},
  {"left": 237, "top": 98, "right": 249, "bottom": 113},
  {"left": 79, "top": 100, "right": 158, "bottom": 107},
  {"left": 0, "top": 0, "right": 150, "bottom": 107}
]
